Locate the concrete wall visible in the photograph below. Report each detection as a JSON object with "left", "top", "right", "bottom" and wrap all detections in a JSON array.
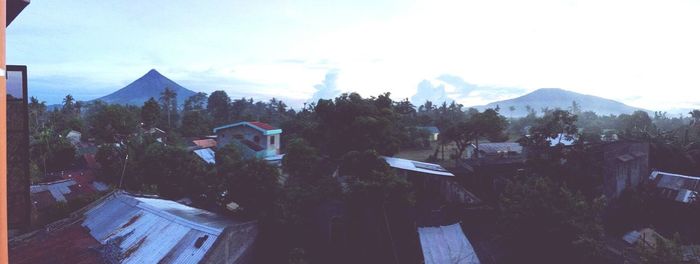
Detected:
[
  {"left": 217, "top": 125, "right": 281, "bottom": 157},
  {"left": 602, "top": 142, "right": 650, "bottom": 199},
  {"left": 201, "top": 221, "right": 258, "bottom": 264},
  {"left": 216, "top": 125, "right": 261, "bottom": 148}
]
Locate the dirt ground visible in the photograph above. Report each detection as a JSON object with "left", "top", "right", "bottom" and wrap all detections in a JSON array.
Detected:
[{"left": 395, "top": 142, "right": 461, "bottom": 168}]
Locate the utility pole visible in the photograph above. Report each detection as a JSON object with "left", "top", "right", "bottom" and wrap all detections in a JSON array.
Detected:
[{"left": 119, "top": 153, "right": 129, "bottom": 189}]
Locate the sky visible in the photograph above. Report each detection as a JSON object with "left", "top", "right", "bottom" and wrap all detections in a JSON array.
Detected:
[{"left": 6, "top": 0, "right": 700, "bottom": 112}]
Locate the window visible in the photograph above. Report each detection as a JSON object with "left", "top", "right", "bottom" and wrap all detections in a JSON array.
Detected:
[{"left": 270, "top": 135, "right": 275, "bottom": 145}]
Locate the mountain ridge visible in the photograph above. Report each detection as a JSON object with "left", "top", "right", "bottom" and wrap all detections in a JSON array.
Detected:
[{"left": 474, "top": 88, "right": 647, "bottom": 117}]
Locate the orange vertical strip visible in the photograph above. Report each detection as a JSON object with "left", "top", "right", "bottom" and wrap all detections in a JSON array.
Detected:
[{"left": 0, "top": 1, "right": 8, "bottom": 263}]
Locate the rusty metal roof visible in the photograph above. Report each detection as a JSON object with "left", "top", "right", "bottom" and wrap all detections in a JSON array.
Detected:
[
  {"left": 10, "top": 222, "right": 103, "bottom": 264},
  {"left": 192, "top": 139, "right": 217, "bottom": 149},
  {"left": 651, "top": 171, "right": 700, "bottom": 203},
  {"left": 81, "top": 192, "right": 253, "bottom": 263},
  {"left": 12, "top": 192, "right": 257, "bottom": 264}
]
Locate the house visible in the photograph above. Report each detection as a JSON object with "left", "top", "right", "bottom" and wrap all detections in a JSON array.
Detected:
[
  {"left": 30, "top": 171, "right": 109, "bottom": 224},
  {"left": 417, "top": 126, "right": 440, "bottom": 141},
  {"left": 418, "top": 223, "right": 481, "bottom": 264},
  {"left": 10, "top": 191, "right": 258, "bottom": 264},
  {"left": 382, "top": 156, "right": 481, "bottom": 206},
  {"left": 649, "top": 170, "right": 700, "bottom": 204},
  {"left": 144, "top": 127, "right": 167, "bottom": 142},
  {"left": 602, "top": 141, "right": 649, "bottom": 199},
  {"left": 213, "top": 121, "right": 282, "bottom": 161},
  {"left": 465, "top": 142, "right": 523, "bottom": 159},
  {"left": 66, "top": 130, "right": 82, "bottom": 146}
]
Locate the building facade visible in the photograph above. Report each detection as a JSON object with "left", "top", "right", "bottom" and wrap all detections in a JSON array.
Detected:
[{"left": 214, "top": 121, "right": 282, "bottom": 159}]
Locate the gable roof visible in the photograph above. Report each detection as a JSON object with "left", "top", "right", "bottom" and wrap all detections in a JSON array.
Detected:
[
  {"left": 418, "top": 223, "right": 480, "bottom": 264},
  {"left": 382, "top": 156, "right": 454, "bottom": 177},
  {"left": 11, "top": 192, "right": 258, "bottom": 264},
  {"left": 82, "top": 192, "right": 255, "bottom": 263},
  {"left": 213, "top": 121, "right": 282, "bottom": 135}
]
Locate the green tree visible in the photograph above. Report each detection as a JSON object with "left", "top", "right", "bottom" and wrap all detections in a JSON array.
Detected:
[
  {"left": 500, "top": 175, "right": 606, "bottom": 263},
  {"left": 207, "top": 90, "right": 232, "bottom": 127},
  {"left": 139, "top": 143, "right": 207, "bottom": 198},
  {"left": 180, "top": 111, "right": 211, "bottom": 137},
  {"left": 638, "top": 233, "right": 684, "bottom": 264},
  {"left": 184, "top": 92, "right": 208, "bottom": 112},
  {"left": 508, "top": 105, "right": 516, "bottom": 119},
  {"left": 340, "top": 150, "right": 413, "bottom": 205},
  {"left": 87, "top": 104, "right": 140, "bottom": 143},
  {"left": 314, "top": 93, "right": 405, "bottom": 158},
  {"left": 141, "top": 97, "right": 161, "bottom": 129},
  {"left": 282, "top": 138, "right": 320, "bottom": 180},
  {"left": 30, "top": 128, "right": 76, "bottom": 174},
  {"left": 28, "top": 97, "right": 47, "bottom": 133},
  {"left": 216, "top": 144, "right": 280, "bottom": 216},
  {"left": 690, "top": 109, "right": 700, "bottom": 126},
  {"left": 61, "top": 94, "right": 76, "bottom": 115}
]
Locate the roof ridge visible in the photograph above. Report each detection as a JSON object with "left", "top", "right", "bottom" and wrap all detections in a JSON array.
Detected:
[{"left": 117, "top": 194, "right": 224, "bottom": 235}]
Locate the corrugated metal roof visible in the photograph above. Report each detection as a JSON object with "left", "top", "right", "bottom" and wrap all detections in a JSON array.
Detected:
[
  {"left": 382, "top": 156, "right": 454, "bottom": 177},
  {"left": 623, "top": 230, "right": 641, "bottom": 244},
  {"left": 193, "top": 148, "right": 216, "bottom": 164},
  {"left": 82, "top": 192, "right": 244, "bottom": 264},
  {"left": 651, "top": 171, "right": 700, "bottom": 203},
  {"left": 30, "top": 179, "right": 77, "bottom": 202},
  {"left": 418, "top": 223, "right": 480, "bottom": 264},
  {"left": 474, "top": 142, "right": 523, "bottom": 154}
]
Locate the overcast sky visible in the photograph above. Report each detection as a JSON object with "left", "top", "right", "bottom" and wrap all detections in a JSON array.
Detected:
[{"left": 7, "top": 0, "right": 700, "bottom": 111}]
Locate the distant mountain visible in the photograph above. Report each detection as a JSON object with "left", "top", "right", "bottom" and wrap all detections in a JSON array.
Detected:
[
  {"left": 475, "top": 88, "right": 647, "bottom": 117},
  {"left": 92, "top": 69, "right": 196, "bottom": 106}
]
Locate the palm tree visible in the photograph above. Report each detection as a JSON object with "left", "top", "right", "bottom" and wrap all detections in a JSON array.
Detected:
[
  {"left": 508, "top": 106, "right": 516, "bottom": 119},
  {"left": 690, "top": 109, "right": 700, "bottom": 127},
  {"left": 160, "top": 87, "right": 177, "bottom": 129}
]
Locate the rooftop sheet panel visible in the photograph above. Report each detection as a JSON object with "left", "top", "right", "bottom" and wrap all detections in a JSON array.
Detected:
[
  {"left": 418, "top": 223, "right": 480, "bottom": 264},
  {"left": 382, "top": 156, "right": 454, "bottom": 177}
]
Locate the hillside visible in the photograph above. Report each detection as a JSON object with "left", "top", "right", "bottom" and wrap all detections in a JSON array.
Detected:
[
  {"left": 475, "top": 88, "right": 646, "bottom": 117},
  {"left": 92, "top": 69, "right": 196, "bottom": 106}
]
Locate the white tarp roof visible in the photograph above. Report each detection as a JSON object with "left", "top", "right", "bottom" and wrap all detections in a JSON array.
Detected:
[
  {"left": 382, "top": 156, "right": 454, "bottom": 177},
  {"left": 418, "top": 223, "right": 480, "bottom": 264},
  {"left": 549, "top": 133, "right": 576, "bottom": 146},
  {"left": 193, "top": 148, "right": 216, "bottom": 164}
]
